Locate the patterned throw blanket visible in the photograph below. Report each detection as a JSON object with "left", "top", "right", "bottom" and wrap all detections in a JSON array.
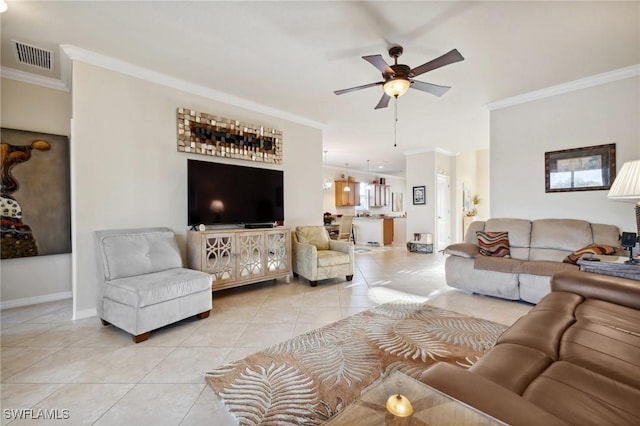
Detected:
[{"left": 206, "top": 301, "right": 506, "bottom": 425}]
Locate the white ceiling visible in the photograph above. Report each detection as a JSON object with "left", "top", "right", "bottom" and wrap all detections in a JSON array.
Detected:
[{"left": 2, "top": 1, "right": 638, "bottom": 175}]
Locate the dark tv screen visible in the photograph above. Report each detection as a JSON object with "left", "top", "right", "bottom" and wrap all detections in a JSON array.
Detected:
[{"left": 188, "top": 159, "right": 284, "bottom": 226}]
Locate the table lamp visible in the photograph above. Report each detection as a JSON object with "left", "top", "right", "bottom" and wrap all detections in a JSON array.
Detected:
[{"left": 607, "top": 160, "right": 640, "bottom": 260}]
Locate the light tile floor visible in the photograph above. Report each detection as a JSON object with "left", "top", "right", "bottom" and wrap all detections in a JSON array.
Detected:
[{"left": 1, "top": 247, "right": 532, "bottom": 425}]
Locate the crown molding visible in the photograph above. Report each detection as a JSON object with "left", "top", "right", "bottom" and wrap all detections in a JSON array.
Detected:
[
  {"left": 402, "top": 147, "right": 457, "bottom": 157},
  {"left": 0, "top": 66, "right": 69, "bottom": 92},
  {"left": 59, "top": 45, "right": 325, "bottom": 130},
  {"left": 486, "top": 64, "right": 640, "bottom": 111}
]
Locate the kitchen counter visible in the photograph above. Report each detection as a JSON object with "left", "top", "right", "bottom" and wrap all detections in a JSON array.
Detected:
[{"left": 353, "top": 217, "right": 403, "bottom": 245}]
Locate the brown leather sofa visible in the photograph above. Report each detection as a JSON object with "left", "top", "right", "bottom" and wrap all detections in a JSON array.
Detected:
[{"left": 418, "top": 270, "right": 640, "bottom": 425}]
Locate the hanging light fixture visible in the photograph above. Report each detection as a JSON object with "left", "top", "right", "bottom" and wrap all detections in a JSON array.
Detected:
[
  {"left": 366, "top": 160, "right": 372, "bottom": 189},
  {"left": 383, "top": 80, "right": 410, "bottom": 98},
  {"left": 393, "top": 96, "right": 399, "bottom": 148},
  {"left": 343, "top": 163, "right": 351, "bottom": 192}
]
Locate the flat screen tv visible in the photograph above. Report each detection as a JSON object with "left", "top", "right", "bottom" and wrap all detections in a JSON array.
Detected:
[{"left": 188, "top": 159, "right": 284, "bottom": 227}]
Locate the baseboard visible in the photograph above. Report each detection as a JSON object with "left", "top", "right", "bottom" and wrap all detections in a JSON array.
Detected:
[{"left": 0, "top": 291, "right": 72, "bottom": 310}]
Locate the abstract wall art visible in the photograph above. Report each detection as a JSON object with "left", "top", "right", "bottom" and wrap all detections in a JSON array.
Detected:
[
  {"left": 1, "top": 128, "right": 71, "bottom": 259},
  {"left": 176, "top": 107, "right": 283, "bottom": 164}
]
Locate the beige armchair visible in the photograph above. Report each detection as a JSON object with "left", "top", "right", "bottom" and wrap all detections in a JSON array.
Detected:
[{"left": 292, "top": 226, "right": 354, "bottom": 287}]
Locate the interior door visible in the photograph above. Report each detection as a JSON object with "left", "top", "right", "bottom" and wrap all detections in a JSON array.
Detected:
[{"left": 436, "top": 174, "right": 451, "bottom": 251}]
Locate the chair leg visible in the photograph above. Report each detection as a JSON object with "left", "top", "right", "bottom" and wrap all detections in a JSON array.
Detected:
[
  {"left": 197, "top": 310, "right": 211, "bottom": 320},
  {"left": 346, "top": 275, "right": 354, "bottom": 281},
  {"left": 133, "top": 332, "right": 150, "bottom": 343},
  {"left": 100, "top": 319, "right": 110, "bottom": 326},
  {"left": 310, "top": 280, "right": 318, "bottom": 287}
]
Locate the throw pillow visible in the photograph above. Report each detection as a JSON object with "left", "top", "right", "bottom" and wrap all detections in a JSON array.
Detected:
[
  {"left": 563, "top": 244, "right": 616, "bottom": 265},
  {"left": 476, "top": 231, "right": 511, "bottom": 257}
]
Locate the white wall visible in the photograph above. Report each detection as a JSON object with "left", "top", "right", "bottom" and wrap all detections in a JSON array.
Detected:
[
  {"left": 71, "top": 61, "right": 323, "bottom": 318},
  {"left": 405, "top": 150, "right": 455, "bottom": 246},
  {"left": 491, "top": 76, "right": 639, "bottom": 232},
  {"left": 476, "top": 149, "right": 490, "bottom": 220},
  {"left": 0, "top": 78, "right": 73, "bottom": 307},
  {"left": 453, "top": 151, "right": 476, "bottom": 241}
]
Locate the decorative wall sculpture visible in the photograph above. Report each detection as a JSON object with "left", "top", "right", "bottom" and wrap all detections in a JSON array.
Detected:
[
  {"left": 177, "top": 108, "right": 283, "bottom": 164},
  {"left": 1, "top": 128, "right": 71, "bottom": 259}
]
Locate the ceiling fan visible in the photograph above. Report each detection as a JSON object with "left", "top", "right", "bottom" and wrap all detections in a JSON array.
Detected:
[{"left": 334, "top": 45, "right": 464, "bottom": 109}]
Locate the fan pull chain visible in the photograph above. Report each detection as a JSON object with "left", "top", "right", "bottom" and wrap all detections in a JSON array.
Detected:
[{"left": 393, "top": 95, "right": 398, "bottom": 147}]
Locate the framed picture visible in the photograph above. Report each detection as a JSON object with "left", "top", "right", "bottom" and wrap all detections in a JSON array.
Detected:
[
  {"left": 545, "top": 143, "right": 616, "bottom": 193},
  {"left": 392, "top": 192, "right": 403, "bottom": 212},
  {"left": 412, "top": 186, "right": 426, "bottom": 205}
]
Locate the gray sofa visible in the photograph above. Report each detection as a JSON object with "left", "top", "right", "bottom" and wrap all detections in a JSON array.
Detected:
[
  {"left": 94, "top": 227, "right": 213, "bottom": 342},
  {"left": 444, "top": 218, "right": 620, "bottom": 303}
]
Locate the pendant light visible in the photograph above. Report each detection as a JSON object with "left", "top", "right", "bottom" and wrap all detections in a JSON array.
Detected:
[
  {"left": 366, "top": 160, "right": 372, "bottom": 189},
  {"left": 343, "top": 163, "right": 351, "bottom": 192}
]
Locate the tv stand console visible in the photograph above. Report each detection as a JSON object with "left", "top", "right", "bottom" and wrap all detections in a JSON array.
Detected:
[{"left": 187, "top": 228, "right": 291, "bottom": 291}]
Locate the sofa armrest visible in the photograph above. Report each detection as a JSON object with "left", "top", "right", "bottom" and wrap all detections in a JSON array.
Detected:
[
  {"left": 328, "top": 239, "right": 354, "bottom": 255},
  {"left": 417, "top": 363, "right": 568, "bottom": 426},
  {"left": 551, "top": 270, "right": 640, "bottom": 310},
  {"left": 292, "top": 240, "right": 318, "bottom": 278},
  {"left": 444, "top": 243, "right": 480, "bottom": 258}
]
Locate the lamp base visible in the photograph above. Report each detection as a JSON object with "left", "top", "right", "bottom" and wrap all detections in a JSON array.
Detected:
[{"left": 624, "top": 258, "right": 640, "bottom": 265}]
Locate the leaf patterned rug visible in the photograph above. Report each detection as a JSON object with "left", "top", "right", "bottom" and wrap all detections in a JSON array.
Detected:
[{"left": 206, "top": 301, "right": 506, "bottom": 425}]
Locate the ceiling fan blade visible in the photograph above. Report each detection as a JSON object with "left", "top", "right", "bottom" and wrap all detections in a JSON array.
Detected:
[
  {"left": 334, "top": 81, "right": 383, "bottom": 96},
  {"left": 362, "top": 54, "right": 393, "bottom": 75},
  {"left": 410, "top": 80, "right": 451, "bottom": 97},
  {"left": 410, "top": 49, "right": 464, "bottom": 77},
  {"left": 375, "top": 93, "right": 391, "bottom": 109}
]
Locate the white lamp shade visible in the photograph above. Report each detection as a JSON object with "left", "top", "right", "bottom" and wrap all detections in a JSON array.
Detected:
[
  {"left": 383, "top": 78, "right": 411, "bottom": 97},
  {"left": 608, "top": 160, "right": 640, "bottom": 202}
]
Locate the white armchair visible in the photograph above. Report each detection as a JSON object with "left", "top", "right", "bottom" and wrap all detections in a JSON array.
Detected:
[
  {"left": 94, "top": 227, "right": 212, "bottom": 342},
  {"left": 292, "top": 226, "right": 354, "bottom": 287}
]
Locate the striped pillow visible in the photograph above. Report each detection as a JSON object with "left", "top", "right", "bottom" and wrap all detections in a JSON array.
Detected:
[
  {"left": 476, "top": 231, "right": 511, "bottom": 257},
  {"left": 563, "top": 244, "right": 616, "bottom": 265}
]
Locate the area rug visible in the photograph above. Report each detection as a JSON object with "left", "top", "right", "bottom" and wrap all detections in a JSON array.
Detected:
[{"left": 206, "top": 301, "right": 506, "bottom": 425}]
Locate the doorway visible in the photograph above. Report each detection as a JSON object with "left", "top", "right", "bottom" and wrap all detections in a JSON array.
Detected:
[{"left": 436, "top": 174, "right": 451, "bottom": 251}]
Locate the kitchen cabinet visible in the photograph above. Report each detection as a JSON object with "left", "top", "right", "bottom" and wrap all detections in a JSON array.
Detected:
[
  {"left": 368, "top": 184, "right": 391, "bottom": 207},
  {"left": 335, "top": 180, "right": 361, "bottom": 206}
]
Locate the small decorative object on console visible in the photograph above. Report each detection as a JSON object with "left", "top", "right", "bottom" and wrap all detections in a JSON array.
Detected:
[{"left": 620, "top": 231, "right": 639, "bottom": 264}]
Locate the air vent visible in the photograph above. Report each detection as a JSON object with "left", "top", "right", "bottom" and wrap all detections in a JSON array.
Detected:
[{"left": 13, "top": 40, "right": 54, "bottom": 71}]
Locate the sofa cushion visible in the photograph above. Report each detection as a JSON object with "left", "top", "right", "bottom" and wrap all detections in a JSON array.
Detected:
[
  {"left": 484, "top": 218, "right": 532, "bottom": 248},
  {"left": 477, "top": 231, "right": 511, "bottom": 257},
  {"left": 296, "top": 226, "right": 330, "bottom": 250},
  {"left": 316, "top": 250, "right": 350, "bottom": 267},
  {"left": 104, "top": 268, "right": 212, "bottom": 308},
  {"left": 470, "top": 343, "right": 552, "bottom": 394},
  {"left": 591, "top": 223, "right": 622, "bottom": 247},
  {"left": 497, "top": 310, "right": 575, "bottom": 360},
  {"left": 101, "top": 231, "right": 183, "bottom": 280},
  {"left": 523, "top": 361, "right": 640, "bottom": 425},
  {"left": 563, "top": 244, "right": 616, "bottom": 264},
  {"left": 530, "top": 219, "right": 593, "bottom": 254}
]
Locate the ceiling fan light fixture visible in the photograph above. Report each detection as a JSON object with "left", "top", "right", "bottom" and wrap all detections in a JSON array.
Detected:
[{"left": 383, "top": 78, "right": 410, "bottom": 97}]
